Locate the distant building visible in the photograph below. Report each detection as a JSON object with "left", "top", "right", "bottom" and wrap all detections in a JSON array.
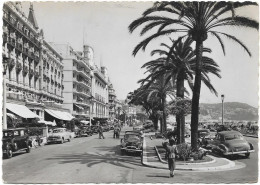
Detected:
[
  {"left": 49, "top": 43, "right": 93, "bottom": 120},
  {"left": 92, "top": 65, "right": 109, "bottom": 120},
  {"left": 108, "top": 79, "right": 117, "bottom": 120},
  {"left": 2, "top": 2, "right": 70, "bottom": 125}
]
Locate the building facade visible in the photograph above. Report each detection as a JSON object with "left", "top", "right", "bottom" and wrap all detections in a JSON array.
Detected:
[
  {"left": 91, "top": 65, "right": 109, "bottom": 120},
  {"left": 2, "top": 2, "right": 70, "bottom": 125},
  {"left": 49, "top": 43, "right": 93, "bottom": 119},
  {"left": 108, "top": 80, "right": 117, "bottom": 120}
]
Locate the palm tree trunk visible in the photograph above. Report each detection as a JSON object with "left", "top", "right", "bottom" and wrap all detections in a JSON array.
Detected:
[
  {"left": 162, "top": 94, "right": 167, "bottom": 132},
  {"left": 191, "top": 40, "right": 203, "bottom": 151},
  {"left": 176, "top": 72, "right": 185, "bottom": 144}
]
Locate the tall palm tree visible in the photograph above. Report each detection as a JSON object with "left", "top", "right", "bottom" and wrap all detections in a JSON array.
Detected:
[
  {"left": 129, "top": 1, "right": 258, "bottom": 150},
  {"left": 139, "top": 73, "right": 176, "bottom": 132},
  {"left": 142, "top": 37, "right": 221, "bottom": 143}
]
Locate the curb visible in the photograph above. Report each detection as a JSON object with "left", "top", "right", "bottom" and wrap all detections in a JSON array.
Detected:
[
  {"left": 142, "top": 138, "right": 236, "bottom": 171},
  {"left": 155, "top": 146, "right": 216, "bottom": 165}
]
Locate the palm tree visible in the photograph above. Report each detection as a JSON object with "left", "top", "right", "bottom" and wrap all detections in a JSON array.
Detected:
[
  {"left": 129, "top": 1, "right": 258, "bottom": 150},
  {"left": 142, "top": 37, "right": 221, "bottom": 143},
  {"left": 139, "top": 73, "right": 176, "bottom": 132}
]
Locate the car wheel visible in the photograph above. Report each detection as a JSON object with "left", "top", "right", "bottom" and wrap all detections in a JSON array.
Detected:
[
  {"left": 6, "top": 148, "right": 13, "bottom": 158},
  {"left": 26, "top": 146, "right": 31, "bottom": 153},
  {"left": 68, "top": 137, "right": 71, "bottom": 142},
  {"left": 60, "top": 138, "right": 64, "bottom": 144},
  {"left": 121, "top": 150, "right": 125, "bottom": 155},
  {"left": 245, "top": 153, "right": 250, "bottom": 158}
]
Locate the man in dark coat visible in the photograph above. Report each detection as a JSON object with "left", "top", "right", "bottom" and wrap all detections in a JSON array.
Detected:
[
  {"left": 98, "top": 122, "right": 105, "bottom": 139},
  {"left": 163, "top": 138, "right": 178, "bottom": 177}
]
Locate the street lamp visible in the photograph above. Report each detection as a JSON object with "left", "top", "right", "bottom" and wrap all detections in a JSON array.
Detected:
[
  {"left": 221, "top": 94, "right": 225, "bottom": 125},
  {"left": 2, "top": 56, "right": 9, "bottom": 129}
]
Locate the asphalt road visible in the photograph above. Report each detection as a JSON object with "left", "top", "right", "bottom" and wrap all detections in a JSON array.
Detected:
[{"left": 2, "top": 127, "right": 258, "bottom": 183}]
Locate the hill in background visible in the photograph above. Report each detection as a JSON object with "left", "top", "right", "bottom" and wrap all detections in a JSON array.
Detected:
[{"left": 199, "top": 102, "right": 258, "bottom": 121}]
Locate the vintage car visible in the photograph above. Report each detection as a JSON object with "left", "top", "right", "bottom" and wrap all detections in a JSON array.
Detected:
[
  {"left": 47, "top": 128, "right": 72, "bottom": 144},
  {"left": 91, "top": 126, "right": 99, "bottom": 134},
  {"left": 197, "top": 129, "right": 215, "bottom": 147},
  {"left": 78, "top": 126, "right": 93, "bottom": 137},
  {"left": 121, "top": 131, "right": 143, "bottom": 155},
  {"left": 207, "top": 131, "right": 254, "bottom": 158},
  {"left": 2, "top": 128, "right": 32, "bottom": 158},
  {"left": 216, "top": 125, "right": 231, "bottom": 132}
]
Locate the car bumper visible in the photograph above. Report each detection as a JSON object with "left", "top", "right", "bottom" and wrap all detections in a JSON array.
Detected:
[
  {"left": 223, "top": 149, "right": 255, "bottom": 155},
  {"left": 121, "top": 147, "right": 142, "bottom": 152}
]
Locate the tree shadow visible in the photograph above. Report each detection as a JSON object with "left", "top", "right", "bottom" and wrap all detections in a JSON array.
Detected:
[{"left": 46, "top": 145, "right": 143, "bottom": 169}]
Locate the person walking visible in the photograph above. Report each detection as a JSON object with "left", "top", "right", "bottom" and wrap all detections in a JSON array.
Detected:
[
  {"left": 163, "top": 138, "right": 178, "bottom": 177},
  {"left": 98, "top": 124, "right": 105, "bottom": 139}
]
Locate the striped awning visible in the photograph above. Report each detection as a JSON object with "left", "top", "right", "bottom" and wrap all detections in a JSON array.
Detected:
[
  {"left": 45, "top": 109, "right": 74, "bottom": 121},
  {"left": 6, "top": 103, "right": 39, "bottom": 119}
]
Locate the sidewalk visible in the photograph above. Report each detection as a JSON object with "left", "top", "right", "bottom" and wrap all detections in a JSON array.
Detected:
[{"left": 142, "top": 133, "right": 236, "bottom": 171}]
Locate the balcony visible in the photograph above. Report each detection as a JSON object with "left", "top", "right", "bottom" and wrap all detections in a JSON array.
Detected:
[
  {"left": 7, "top": 92, "right": 24, "bottom": 101},
  {"left": 73, "top": 66, "right": 91, "bottom": 79}
]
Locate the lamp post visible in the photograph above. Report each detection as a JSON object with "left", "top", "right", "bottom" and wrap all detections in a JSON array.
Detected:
[
  {"left": 2, "top": 56, "right": 9, "bottom": 130},
  {"left": 221, "top": 94, "right": 225, "bottom": 125}
]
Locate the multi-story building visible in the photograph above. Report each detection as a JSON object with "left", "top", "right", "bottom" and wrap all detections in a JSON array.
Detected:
[
  {"left": 91, "top": 65, "right": 109, "bottom": 120},
  {"left": 49, "top": 43, "right": 93, "bottom": 120},
  {"left": 108, "top": 79, "right": 117, "bottom": 120},
  {"left": 2, "top": 2, "right": 71, "bottom": 125}
]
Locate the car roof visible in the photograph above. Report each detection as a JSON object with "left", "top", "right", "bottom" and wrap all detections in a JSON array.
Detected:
[{"left": 125, "top": 131, "right": 141, "bottom": 135}]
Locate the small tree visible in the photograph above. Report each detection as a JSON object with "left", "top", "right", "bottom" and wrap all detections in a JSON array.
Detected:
[{"left": 169, "top": 98, "right": 192, "bottom": 144}]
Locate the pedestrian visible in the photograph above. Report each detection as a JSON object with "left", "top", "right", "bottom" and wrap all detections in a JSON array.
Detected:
[
  {"left": 98, "top": 124, "right": 105, "bottom": 139},
  {"left": 163, "top": 138, "right": 178, "bottom": 177}
]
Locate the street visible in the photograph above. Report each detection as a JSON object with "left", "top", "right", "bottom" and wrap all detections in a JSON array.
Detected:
[{"left": 2, "top": 126, "right": 258, "bottom": 183}]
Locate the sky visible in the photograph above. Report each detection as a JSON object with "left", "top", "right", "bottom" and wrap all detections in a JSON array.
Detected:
[{"left": 19, "top": 1, "right": 259, "bottom": 108}]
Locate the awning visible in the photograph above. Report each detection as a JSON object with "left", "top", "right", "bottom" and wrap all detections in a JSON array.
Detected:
[
  {"left": 6, "top": 103, "right": 39, "bottom": 119},
  {"left": 45, "top": 109, "right": 74, "bottom": 121}
]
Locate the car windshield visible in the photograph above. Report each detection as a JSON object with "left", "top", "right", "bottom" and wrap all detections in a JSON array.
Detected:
[
  {"left": 53, "top": 129, "right": 63, "bottom": 133},
  {"left": 125, "top": 134, "right": 140, "bottom": 140},
  {"left": 224, "top": 134, "right": 244, "bottom": 140}
]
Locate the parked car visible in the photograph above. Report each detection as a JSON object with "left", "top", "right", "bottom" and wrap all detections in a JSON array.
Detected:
[
  {"left": 207, "top": 123, "right": 217, "bottom": 132},
  {"left": 47, "top": 128, "right": 72, "bottom": 144},
  {"left": 133, "top": 125, "right": 143, "bottom": 131},
  {"left": 102, "top": 124, "right": 110, "bottom": 132},
  {"left": 78, "top": 126, "right": 93, "bottom": 137},
  {"left": 216, "top": 125, "right": 231, "bottom": 132},
  {"left": 2, "top": 128, "right": 32, "bottom": 158},
  {"left": 91, "top": 126, "right": 99, "bottom": 134},
  {"left": 207, "top": 131, "right": 254, "bottom": 158},
  {"left": 121, "top": 131, "right": 143, "bottom": 155},
  {"left": 197, "top": 129, "right": 215, "bottom": 147}
]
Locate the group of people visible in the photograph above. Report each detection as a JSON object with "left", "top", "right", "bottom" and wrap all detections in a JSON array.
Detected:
[{"left": 97, "top": 121, "right": 122, "bottom": 139}]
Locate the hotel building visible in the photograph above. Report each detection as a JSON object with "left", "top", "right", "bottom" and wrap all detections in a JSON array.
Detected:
[{"left": 2, "top": 2, "right": 71, "bottom": 125}]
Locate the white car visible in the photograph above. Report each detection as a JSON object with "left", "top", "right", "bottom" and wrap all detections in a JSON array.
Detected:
[{"left": 47, "top": 128, "right": 72, "bottom": 144}]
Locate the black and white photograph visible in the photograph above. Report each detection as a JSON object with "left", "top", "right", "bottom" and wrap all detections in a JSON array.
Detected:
[{"left": 1, "top": 1, "right": 259, "bottom": 184}]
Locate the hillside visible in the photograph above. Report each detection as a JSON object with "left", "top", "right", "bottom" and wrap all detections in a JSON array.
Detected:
[{"left": 199, "top": 102, "right": 258, "bottom": 121}]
